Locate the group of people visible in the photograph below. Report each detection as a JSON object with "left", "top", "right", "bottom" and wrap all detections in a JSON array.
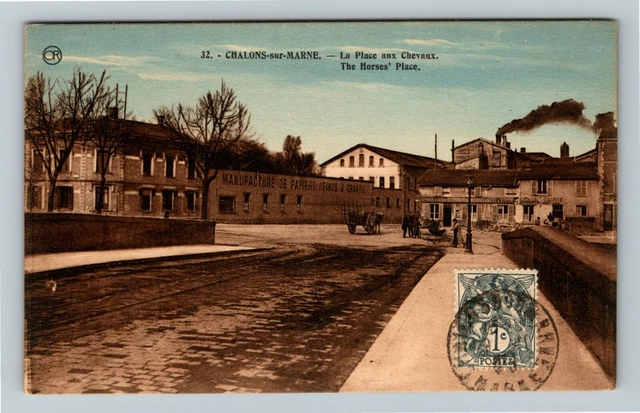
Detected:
[
  {"left": 401, "top": 215, "right": 465, "bottom": 248},
  {"left": 401, "top": 215, "right": 422, "bottom": 238}
]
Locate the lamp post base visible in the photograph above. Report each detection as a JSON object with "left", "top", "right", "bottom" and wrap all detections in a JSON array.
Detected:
[{"left": 465, "top": 233, "right": 473, "bottom": 254}]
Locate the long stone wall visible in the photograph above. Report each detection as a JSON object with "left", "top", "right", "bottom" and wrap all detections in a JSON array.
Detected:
[
  {"left": 25, "top": 213, "right": 216, "bottom": 254},
  {"left": 502, "top": 227, "right": 616, "bottom": 380}
]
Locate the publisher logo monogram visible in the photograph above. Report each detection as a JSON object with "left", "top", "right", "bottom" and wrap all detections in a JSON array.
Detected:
[{"left": 42, "top": 46, "right": 62, "bottom": 65}]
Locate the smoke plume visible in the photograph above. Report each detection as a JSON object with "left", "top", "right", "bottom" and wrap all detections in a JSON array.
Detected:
[
  {"left": 593, "top": 111, "right": 617, "bottom": 139},
  {"left": 497, "top": 99, "right": 593, "bottom": 135}
]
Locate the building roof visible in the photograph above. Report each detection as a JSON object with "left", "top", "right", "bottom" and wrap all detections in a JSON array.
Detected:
[
  {"left": 418, "top": 161, "right": 598, "bottom": 187},
  {"left": 453, "top": 137, "right": 506, "bottom": 151},
  {"left": 320, "top": 143, "right": 449, "bottom": 168},
  {"left": 517, "top": 162, "right": 598, "bottom": 180},
  {"left": 418, "top": 169, "right": 519, "bottom": 187},
  {"left": 520, "top": 152, "right": 554, "bottom": 162}
]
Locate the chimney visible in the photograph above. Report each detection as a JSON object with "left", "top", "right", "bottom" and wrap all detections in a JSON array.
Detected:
[
  {"left": 520, "top": 147, "right": 526, "bottom": 153},
  {"left": 108, "top": 107, "right": 118, "bottom": 119},
  {"left": 156, "top": 114, "right": 165, "bottom": 125},
  {"left": 560, "top": 142, "right": 570, "bottom": 158},
  {"left": 506, "top": 141, "right": 511, "bottom": 149},
  {"left": 451, "top": 139, "right": 455, "bottom": 163},
  {"left": 496, "top": 134, "right": 501, "bottom": 145}
]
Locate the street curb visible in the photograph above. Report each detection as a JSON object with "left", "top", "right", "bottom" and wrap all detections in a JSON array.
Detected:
[{"left": 25, "top": 247, "right": 271, "bottom": 279}]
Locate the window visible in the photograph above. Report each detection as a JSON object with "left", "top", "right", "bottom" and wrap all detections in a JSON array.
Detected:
[
  {"left": 359, "top": 154, "right": 365, "bottom": 167},
  {"left": 369, "top": 156, "right": 374, "bottom": 167},
  {"left": 280, "top": 194, "right": 286, "bottom": 213},
  {"left": 492, "top": 150, "right": 501, "bottom": 160},
  {"left": 576, "top": 181, "right": 588, "bottom": 196},
  {"left": 32, "top": 149, "right": 44, "bottom": 173},
  {"left": 496, "top": 205, "right": 510, "bottom": 222},
  {"left": 162, "top": 190, "right": 176, "bottom": 211},
  {"left": 552, "top": 204, "right": 564, "bottom": 219},
  {"left": 139, "top": 188, "right": 153, "bottom": 211},
  {"left": 386, "top": 197, "right": 391, "bottom": 208},
  {"left": 243, "top": 193, "right": 250, "bottom": 212},
  {"left": 576, "top": 205, "right": 587, "bottom": 216},
  {"left": 376, "top": 197, "right": 380, "bottom": 207},
  {"left": 429, "top": 204, "right": 440, "bottom": 220},
  {"left": 359, "top": 177, "right": 364, "bottom": 181},
  {"left": 523, "top": 205, "right": 535, "bottom": 222},
  {"left": 536, "top": 180, "right": 548, "bottom": 194},
  {"left": 505, "top": 187, "right": 517, "bottom": 196},
  {"left": 369, "top": 176, "right": 375, "bottom": 183},
  {"left": 56, "top": 186, "right": 73, "bottom": 210},
  {"left": 27, "top": 186, "right": 42, "bottom": 210},
  {"left": 340, "top": 159, "right": 345, "bottom": 167},
  {"left": 219, "top": 196, "right": 235, "bottom": 214},
  {"left": 165, "top": 155, "right": 175, "bottom": 178},
  {"left": 95, "top": 149, "right": 109, "bottom": 174},
  {"left": 297, "top": 195, "right": 303, "bottom": 213},
  {"left": 396, "top": 198, "right": 400, "bottom": 208},
  {"left": 187, "top": 157, "right": 196, "bottom": 179},
  {"left": 94, "top": 186, "right": 109, "bottom": 210},
  {"left": 379, "top": 158, "right": 384, "bottom": 166},
  {"left": 186, "top": 191, "right": 198, "bottom": 212},
  {"left": 442, "top": 187, "right": 450, "bottom": 196},
  {"left": 142, "top": 152, "right": 153, "bottom": 176},
  {"left": 414, "top": 200, "right": 419, "bottom": 213},
  {"left": 474, "top": 186, "right": 482, "bottom": 197},
  {"left": 349, "top": 156, "right": 355, "bottom": 167},
  {"left": 379, "top": 177, "right": 385, "bottom": 188},
  {"left": 263, "top": 194, "right": 269, "bottom": 213},
  {"left": 348, "top": 176, "right": 354, "bottom": 180},
  {"left": 59, "top": 149, "right": 70, "bottom": 172},
  {"left": 434, "top": 186, "right": 443, "bottom": 197},
  {"left": 470, "top": 205, "right": 478, "bottom": 222},
  {"left": 389, "top": 177, "right": 395, "bottom": 189},
  {"left": 406, "top": 199, "right": 411, "bottom": 213}
]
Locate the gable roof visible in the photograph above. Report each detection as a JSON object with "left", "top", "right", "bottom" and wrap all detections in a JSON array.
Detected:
[
  {"left": 320, "top": 143, "right": 449, "bottom": 168},
  {"left": 453, "top": 137, "right": 506, "bottom": 151}
]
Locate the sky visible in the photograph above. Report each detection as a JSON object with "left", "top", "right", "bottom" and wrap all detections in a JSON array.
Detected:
[{"left": 24, "top": 21, "right": 617, "bottom": 163}]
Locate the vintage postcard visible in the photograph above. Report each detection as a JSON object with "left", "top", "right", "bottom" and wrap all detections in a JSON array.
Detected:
[{"left": 24, "top": 21, "right": 616, "bottom": 393}]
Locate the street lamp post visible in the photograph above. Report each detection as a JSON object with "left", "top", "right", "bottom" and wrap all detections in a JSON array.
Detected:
[{"left": 465, "top": 176, "right": 474, "bottom": 254}]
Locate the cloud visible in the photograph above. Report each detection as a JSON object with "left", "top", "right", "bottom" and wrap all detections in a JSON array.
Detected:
[
  {"left": 63, "top": 55, "right": 158, "bottom": 68},
  {"left": 327, "top": 81, "right": 405, "bottom": 92},
  {"left": 402, "top": 39, "right": 462, "bottom": 47},
  {"left": 137, "top": 72, "right": 213, "bottom": 82}
]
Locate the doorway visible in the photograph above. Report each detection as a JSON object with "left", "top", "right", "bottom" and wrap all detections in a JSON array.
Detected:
[
  {"left": 603, "top": 204, "right": 614, "bottom": 231},
  {"left": 443, "top": 204, "right": 452, "bottom": 227}
]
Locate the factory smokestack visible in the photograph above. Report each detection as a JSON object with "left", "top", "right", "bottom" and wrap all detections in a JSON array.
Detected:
[{"left": 497, "top": 99, "right": 593, "bottom": 136}]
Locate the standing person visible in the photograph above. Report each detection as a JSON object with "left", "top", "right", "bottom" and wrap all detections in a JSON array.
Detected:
[
  {"left": 413, "top": 216, "right": 421, "bottom": 238},
  {"left": 452, "top": 218, "right": 460, "bottom": 247},
  {"left": 402, "top": 215, "right": 409, "bottom": 238}
]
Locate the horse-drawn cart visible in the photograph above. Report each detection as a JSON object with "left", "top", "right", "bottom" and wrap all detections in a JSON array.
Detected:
[{"left": 343, "top": 202, "right": 383, "bottom": 234}]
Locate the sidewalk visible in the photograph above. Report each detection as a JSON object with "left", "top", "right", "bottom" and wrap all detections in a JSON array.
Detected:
[
  {"left": 340, "top": 234, "right": 614, "bottom": 392},
  {"left": 24, "top": 244, "right": 254, "bottom": 274}
]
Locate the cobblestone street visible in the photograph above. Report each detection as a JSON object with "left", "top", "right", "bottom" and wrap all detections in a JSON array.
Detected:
[{"left": 25, "top": 225, "right": 443, "bottom": 394}]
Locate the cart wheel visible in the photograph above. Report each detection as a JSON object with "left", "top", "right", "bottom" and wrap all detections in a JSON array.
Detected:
[
  {"left": 364, "top": 224, "right": 375, "bottom": 234},
  {"left": 348, "top": 224, "right": 357, "bottom": 234}
]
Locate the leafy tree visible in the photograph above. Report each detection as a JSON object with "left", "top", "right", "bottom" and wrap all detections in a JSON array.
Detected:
[
  {"left": 274, "top": 135, "right": 318, "bottom": 175},
  {"left": 25, "top": 69, "right": 109, "bottom": 211},
  {"left": 155, "top": 80, "right": 253, "bottom": 220}
]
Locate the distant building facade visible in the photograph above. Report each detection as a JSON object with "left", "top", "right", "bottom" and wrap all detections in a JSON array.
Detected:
[{"left": 320, "top": 143, "right": 449, "bottom": 217}]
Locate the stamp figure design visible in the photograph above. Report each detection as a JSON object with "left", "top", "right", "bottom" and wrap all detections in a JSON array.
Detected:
[{"left": 455, "top": 270, "right": 537, "bottom": 369}]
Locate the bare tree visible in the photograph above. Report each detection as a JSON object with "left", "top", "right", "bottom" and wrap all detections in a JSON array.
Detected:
[
  {"left": 24, "top": 68, "right": 109, "bottom": 212},
  {"left": 24, "top": 145, "right": 44, "bottom": 211},
  {"left": 155, "top": 80, "right": 253, "bottom": 220},
  {"left": 85, "top": 95, "right": 132, "bottom": 214}
]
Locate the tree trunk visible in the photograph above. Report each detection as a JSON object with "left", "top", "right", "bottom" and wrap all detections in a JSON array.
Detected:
[
  {"left": 201, "top": 181, "right": 210, "bottom": 220},
  {"left": 96, "top": 176, "right": 107, "bottom": 214},
  {"left": 46, "top": 174, "right": 58, "bottom": 212}
]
